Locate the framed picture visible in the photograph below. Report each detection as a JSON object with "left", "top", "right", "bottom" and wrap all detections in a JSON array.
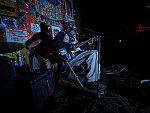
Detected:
[{"left": 51, "top": 26, "right": 61, "bottom": 39}]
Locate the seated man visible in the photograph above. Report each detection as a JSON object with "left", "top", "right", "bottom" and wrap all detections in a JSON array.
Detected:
[{"left": 52, "top": 20, "right": 100, "bottom": 88}]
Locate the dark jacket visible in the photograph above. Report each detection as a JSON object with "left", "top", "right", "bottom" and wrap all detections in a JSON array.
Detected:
[{"left": 52, "top": 31, "right": 74, "bottom": 49}]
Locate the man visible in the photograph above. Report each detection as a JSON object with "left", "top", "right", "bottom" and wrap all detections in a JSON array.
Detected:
[
  {"left": 26, "top": 23, "right": 54, "bottom": 57},
  {"left": 26, "top": 23, "right": 54, "bottom": 72},
  {"left": 52, "top": 20, "right": 100, "bottom": 88}
]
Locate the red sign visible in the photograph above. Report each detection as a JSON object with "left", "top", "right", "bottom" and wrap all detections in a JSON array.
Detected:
[{"left": 136, "top": 24, "right": 150, "bottom": 33}]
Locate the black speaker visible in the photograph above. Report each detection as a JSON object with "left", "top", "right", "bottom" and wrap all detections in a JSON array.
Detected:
[
  {"left": 30, "top": 69, "right": 55, "bottom": 109},
  {"left": 15, "top": 69, "right": 55, "bottom": 112}
]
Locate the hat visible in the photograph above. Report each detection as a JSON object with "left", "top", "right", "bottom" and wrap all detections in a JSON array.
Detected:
[{"left": 63, "top": 18, "right": 74, "bottom": 23}]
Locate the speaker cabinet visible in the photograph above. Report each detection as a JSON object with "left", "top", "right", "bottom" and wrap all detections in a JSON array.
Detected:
[{"left": 15, "top": 69, "right": 55, "bottom": 112}]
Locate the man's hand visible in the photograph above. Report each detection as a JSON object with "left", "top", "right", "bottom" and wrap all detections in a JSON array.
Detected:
[
  {"left": 88, "top": 38, "right": 94, "bottom": 45},
  {"left": 71, "top": 44, "right": 77, "bottom": 51}
]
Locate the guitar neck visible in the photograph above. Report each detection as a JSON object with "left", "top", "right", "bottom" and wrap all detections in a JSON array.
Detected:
[
  {"left": 76, "top": 37, "right": 96, "bottom": 47},
  {"left": 76, "top": 39, "right": 90, "bottom": 47}
]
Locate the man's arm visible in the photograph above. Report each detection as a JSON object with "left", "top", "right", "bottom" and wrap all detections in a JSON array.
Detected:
[{"left": 52, "top": 31, "right": 71, "bottom": 49}]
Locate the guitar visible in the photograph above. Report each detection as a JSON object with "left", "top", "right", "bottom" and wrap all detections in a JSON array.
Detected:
[
  {"left": 27, "top": 37, "right": 55, "bottom": 70},
  {"left": 58, "top": 37, "right": 97, "bottom": 60},
  {"left": 27, "top": 37, "right": 54, "bottom": 58},
  {"left": 27, "top": 38, "right": 42, "bottom": 54}
]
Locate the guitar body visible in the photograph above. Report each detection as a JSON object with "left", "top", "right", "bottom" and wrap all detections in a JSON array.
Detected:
[
  {"left": 26, "top": 33, "right": 54, "bottom": 58},
  {"left": 58, "top": 37, "right": 97, "bottom": 60},
  {"left": 58, "top": 48, "right": 73, "bottom": 60}
]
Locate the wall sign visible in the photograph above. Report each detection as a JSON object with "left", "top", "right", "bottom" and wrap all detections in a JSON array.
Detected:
[
  {"left": 6, "top": 28, "right": 28, "bottom": 43},
  {"left": 136, "top": 24, "right": 150, "bottom": 33},
  {"left": 0, "top": 0, "right": 19, "bottom": 18}
]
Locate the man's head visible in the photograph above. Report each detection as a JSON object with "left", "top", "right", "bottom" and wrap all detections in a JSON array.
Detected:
[
  {"left": 63, "top": 20, "right": 74, "bottom": 32},
  {"left": 40, "top": 22, "right": 48, "bottom": 33}
]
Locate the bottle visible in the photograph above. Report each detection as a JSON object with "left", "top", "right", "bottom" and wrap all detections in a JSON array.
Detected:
[{"left": 65, "top": 53, "right": 71, "bottom": 60}]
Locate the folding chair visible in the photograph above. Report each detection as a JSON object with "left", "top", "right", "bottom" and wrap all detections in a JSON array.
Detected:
[
  {"left": 58, "top": 53, "right": 87, "bottom": 89},
  {"left": 65, "top": 60, "right": 85, "bottom": 88}
]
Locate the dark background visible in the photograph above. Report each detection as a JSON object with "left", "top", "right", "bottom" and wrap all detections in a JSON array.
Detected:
[{"left": 75, "top": 0, "right": 150, "bottom": 72}]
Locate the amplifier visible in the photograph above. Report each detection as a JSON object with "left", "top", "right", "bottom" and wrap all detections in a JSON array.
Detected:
[{"left": 15, "top": 69, "right": 55, "bottom": 112}]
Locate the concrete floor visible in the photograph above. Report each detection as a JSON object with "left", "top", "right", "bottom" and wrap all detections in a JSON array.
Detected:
[
  {"left": 2, "top": 64, "right": 150, "bottom": 113},
  {"left": 36, "top": 65, "right": 150, "bottom": 113}
]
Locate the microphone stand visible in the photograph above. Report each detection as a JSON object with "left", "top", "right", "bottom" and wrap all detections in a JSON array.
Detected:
[
  {"left": 97, "top": 33, "right": 102, "bottom": 113},
  {"left": 84, "top": 28, "right": 103, "bottom": 113}
]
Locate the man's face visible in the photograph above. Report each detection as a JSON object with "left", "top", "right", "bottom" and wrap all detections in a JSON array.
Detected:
[{"left": 66, "top": 22, "right": 74, "bottom": 31}]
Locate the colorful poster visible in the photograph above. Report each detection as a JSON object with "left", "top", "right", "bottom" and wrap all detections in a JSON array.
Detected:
[
  {"left": 0, "top": 0, "right": 19, "bottom": 18},
  {"left": 2, "top": 17, "right": 18, "bottom": 28},
  {"left": 35, "top": 0, "right": 65, "bottom": 21},
  {"left": 1, "top": 51, "right": 22, "bottom": 66}
]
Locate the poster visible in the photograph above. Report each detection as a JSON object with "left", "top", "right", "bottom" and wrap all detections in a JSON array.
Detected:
[
  {"left": 6, "top": 28, "right": 28, "bottom": 43},
  {"left": 30, "top": 23, "right": 40, "bottom": 32},
  {"left": 51, "top": 26, "right": 61, "bottom": 39},
  {"left": 2, "top": 17, "right": 18, "bottom": 28}
]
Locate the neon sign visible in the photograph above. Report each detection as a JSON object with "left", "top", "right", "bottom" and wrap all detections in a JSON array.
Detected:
[{"left": 136, "top": 24, "right": 150, "bottom": 33}]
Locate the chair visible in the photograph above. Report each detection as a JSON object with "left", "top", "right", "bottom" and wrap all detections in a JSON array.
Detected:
[
  {"left": 64, "top": 60, "right": 85, "bottom": 88},
  {"left": 58, "top": 52, "right": 88, "bottom": 89}
]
